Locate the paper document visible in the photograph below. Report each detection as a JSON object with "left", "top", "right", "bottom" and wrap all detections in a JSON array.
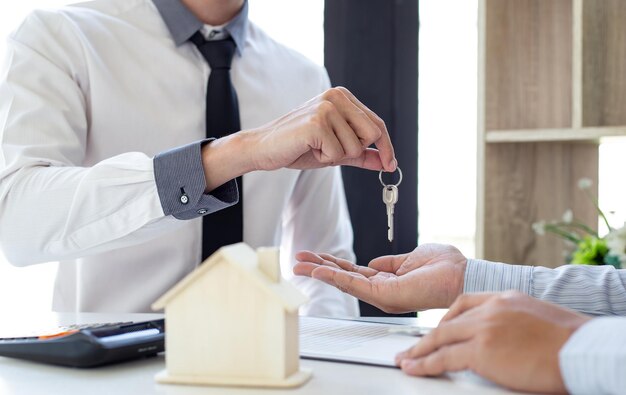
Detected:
[{"left": 299, "top": 316, "right": 425, "bottom": 367}]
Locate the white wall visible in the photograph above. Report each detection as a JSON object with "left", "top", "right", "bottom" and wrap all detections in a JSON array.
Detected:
[
  {"left": 598, "top": 138, "right": 626, "bottom": 234},
  {"left": 249, "top": 0, "right": 324, "bottom": 66},
  {"left": 418, "top": 0, "right": 478, "bottom": 257}
]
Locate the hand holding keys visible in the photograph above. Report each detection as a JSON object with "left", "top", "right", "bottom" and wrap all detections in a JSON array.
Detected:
[{"left": 379, "top": 167, "right": 402, "bottom": 242}]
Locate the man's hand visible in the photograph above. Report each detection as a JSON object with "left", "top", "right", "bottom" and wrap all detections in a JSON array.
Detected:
[
  {"left": 250, "top": 86, "right": 396, "bottom": 172},
  {"left": 202, "top": 87, "right": 396, "bottom": 191},
  {"left": 395, "top": 292, "right": 591, "bottom": 394},
  {"left": 293, "top": 244, "right": 468, "bottom": 313}
]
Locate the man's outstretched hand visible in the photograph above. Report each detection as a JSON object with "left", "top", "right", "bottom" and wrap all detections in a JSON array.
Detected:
[{"left": 293, "top": 243, "right": 468, "bottom": 313}]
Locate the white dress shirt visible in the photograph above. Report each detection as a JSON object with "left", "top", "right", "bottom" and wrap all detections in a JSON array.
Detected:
[
  {"left": 465, "top": 259, "right": 626, "bottom": 394},
  {"left": 0, "top": 0, "right": 359, "bottom": 316}
]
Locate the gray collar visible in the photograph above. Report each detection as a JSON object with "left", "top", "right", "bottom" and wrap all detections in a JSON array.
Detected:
[{"left": 152, "top": 0, "right": 248, "bottom": 56}]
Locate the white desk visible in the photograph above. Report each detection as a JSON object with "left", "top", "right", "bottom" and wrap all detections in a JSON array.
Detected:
[{"left": 0, "top": 313, "right": 522, "bottom": 395}]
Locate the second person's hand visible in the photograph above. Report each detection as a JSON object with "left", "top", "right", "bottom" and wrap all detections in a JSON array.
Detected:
[
  {"left": 395, "top": 292, "right": 591, "bottom": 394},
  {"left": 293, "top": 243, "right": 468, "bottom": 313}
]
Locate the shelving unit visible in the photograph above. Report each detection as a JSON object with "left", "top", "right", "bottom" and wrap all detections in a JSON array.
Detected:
[{"left": 477, "top": 0, "right": 626, "bottom": 267}]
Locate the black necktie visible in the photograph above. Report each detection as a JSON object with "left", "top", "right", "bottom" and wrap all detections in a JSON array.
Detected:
[{"left": 190, "top": 31, "right": 243, "bottom": 260}]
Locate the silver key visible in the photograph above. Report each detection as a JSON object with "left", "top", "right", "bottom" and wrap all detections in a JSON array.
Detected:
[
  {"left": 382, "top": 185, "right": 398, "bottom": 242},
  {"left": 379, "top": 166, "right": 402, "bottom": 243}
]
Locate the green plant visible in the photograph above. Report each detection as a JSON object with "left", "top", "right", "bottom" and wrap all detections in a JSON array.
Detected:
[{"left": 532, "top": 178, "right": 624, "bottom": 268}]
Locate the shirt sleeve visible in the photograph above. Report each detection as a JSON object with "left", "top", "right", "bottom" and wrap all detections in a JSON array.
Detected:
[
  {"left": 560, "top": 317, "right": 626, "bottom": 395},
  {"left": 153, "top": 139, "right": 238, "bottom": 220},
  {"left": 0, "top": 10, "right": 234, "bottom": 265},
  {"left": 463, "top": 259, "right": 533, "bottom": 294},
  {"left": 464, "top": 259, "right": 626, "bottom": 315}
]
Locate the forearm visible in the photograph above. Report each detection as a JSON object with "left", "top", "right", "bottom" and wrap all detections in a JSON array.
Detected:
[
  {"left": 464, "top": 260, "right": 626, "bottom": 315},
  {"left": 1, "top": 140, "right": 242, "bottom": 265},
  {"left": 201, "top": 130, "right": 258, "bottom": 192},
  {"left": 0, "top": 154, "right": 170, "bottom": 265},
  {"left": 532, "top": 264, "right": 626, "bottom": 315}
]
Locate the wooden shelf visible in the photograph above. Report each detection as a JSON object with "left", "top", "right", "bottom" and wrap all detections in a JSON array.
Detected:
[
  {"left": 484, "top": 0, "right": 572, "bottom": 131},
  {"left": 486, "top": 126, "right": 626, "bottom": 143},
  {"left": 582, "top": 0, "right": 626, "bottom": 127},
  {"left": 476, "top": 0, "right": 626, "bottom": 267},
  {"left": 482, "top": 141, "right": 598, "bottom": 267}
]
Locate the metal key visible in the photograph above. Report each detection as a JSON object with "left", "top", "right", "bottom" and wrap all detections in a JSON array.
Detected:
[
  {"left": 382, "top": 185, "right": 398, "bottom": 242},
  {"left": 379, "top": 166, "right": 403, "bottom": 243}
]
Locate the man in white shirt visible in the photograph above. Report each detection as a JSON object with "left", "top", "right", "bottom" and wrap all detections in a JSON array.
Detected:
[
  {"left": 294, "top": 244, "right": 626, "bottom": 394},
  {"left": 0, "top": 0, "right": 397, "bottom": 316}
]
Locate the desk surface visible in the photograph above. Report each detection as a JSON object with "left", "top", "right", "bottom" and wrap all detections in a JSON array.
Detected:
[{"left": 0, "top": 313, "right": 523, "bottom": 395}]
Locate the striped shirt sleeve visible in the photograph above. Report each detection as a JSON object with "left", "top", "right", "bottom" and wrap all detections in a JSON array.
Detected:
[
  {"left": 464, "top": 259, "right": 626, "bottom": 315},
  {"left": 560, "top": 317, "right": 626, "bottom": 395},
  {"left": 464, "top": 260, "right": 626, "bottom": 394},
  {"left": 463, "top": 259, "right": 533, "bottom": 294}
]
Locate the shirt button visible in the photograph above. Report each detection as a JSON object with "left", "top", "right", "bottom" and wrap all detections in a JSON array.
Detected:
[
  {"left": 180, "top": 194, "right": 189, "bottom": 205},
  {"left": 197, "top": 208, "right": 208, "bottom": 215}
]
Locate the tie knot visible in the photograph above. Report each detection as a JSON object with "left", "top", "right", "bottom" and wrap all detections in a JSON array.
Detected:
[{"left": 190, "top": 32, "right": 237, "bottom": 70}]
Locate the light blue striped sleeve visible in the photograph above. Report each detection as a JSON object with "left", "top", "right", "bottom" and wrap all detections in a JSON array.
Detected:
[
  {"left": 532, "top": 264, "right": 626, "bottom": 315},
  {"left": 560, "top": 317, "right": 626, "bottom": 395},
  {"left": 463, "top": 259, "right": 533, "bottom": 294},
  {"left": 464, "top": 259, "right": 626, "bottom": 315}
]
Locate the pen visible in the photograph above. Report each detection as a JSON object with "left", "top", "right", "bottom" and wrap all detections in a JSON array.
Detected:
[{"left": 387, "top": 326, "right": 432, "bottom": 337}]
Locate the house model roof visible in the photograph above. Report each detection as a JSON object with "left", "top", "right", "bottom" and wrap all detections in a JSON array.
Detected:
[{"left": 152, "top": 243, "right": 308, "bottom": 312}]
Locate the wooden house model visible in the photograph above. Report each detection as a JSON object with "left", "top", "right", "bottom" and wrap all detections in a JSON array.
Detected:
[{"left": 152, "top": 242, "right": 311, "bottom": 388}]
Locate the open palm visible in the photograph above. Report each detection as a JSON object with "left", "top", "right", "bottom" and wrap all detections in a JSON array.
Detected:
[{"left": 294, "top": 243, "right": 467, "bottom": 313}]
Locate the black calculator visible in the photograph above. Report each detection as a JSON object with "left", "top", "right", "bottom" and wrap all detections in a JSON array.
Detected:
[{"left": 0, "top": 319, "right": 165, "bottom": 367}]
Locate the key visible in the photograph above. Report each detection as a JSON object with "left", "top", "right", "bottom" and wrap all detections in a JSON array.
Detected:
[
  {"left": 382, "top": 185, "right": 398, "bottom": 242},
  {"left": 379, "top": 166, "right": 402, "bottom": 242}
]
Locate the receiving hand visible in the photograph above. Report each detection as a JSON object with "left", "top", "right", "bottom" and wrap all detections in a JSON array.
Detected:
[
  {"left": 395, "top": 292, "right": 591, "bottom": 394},
  {"left": 293, "top": 244, "right": 468, "bottom": 313},
  {"left": 251, "top": 86, "right": 396, "bottom": 172}
]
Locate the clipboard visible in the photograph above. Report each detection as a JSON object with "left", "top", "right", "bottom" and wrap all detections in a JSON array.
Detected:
[{"left": 299, "top": 316, "right": 430, "bottom": 367}]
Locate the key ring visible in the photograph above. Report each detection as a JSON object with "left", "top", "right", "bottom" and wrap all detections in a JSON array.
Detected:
[{"left": 379, "top": 166, "right": 402, "bottom": 187}]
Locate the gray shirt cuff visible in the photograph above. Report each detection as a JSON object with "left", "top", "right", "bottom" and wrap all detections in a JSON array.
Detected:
[
  {"left": 153, "top": 139, "right": 239, "bottom": 220},
  {"left": 463, "top": 259, "right": 533, "bottom": 294}
]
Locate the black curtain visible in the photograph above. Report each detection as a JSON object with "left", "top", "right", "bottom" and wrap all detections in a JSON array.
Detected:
[{"left": 324, "top": 0, "right": 419, "bottom": 317}]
